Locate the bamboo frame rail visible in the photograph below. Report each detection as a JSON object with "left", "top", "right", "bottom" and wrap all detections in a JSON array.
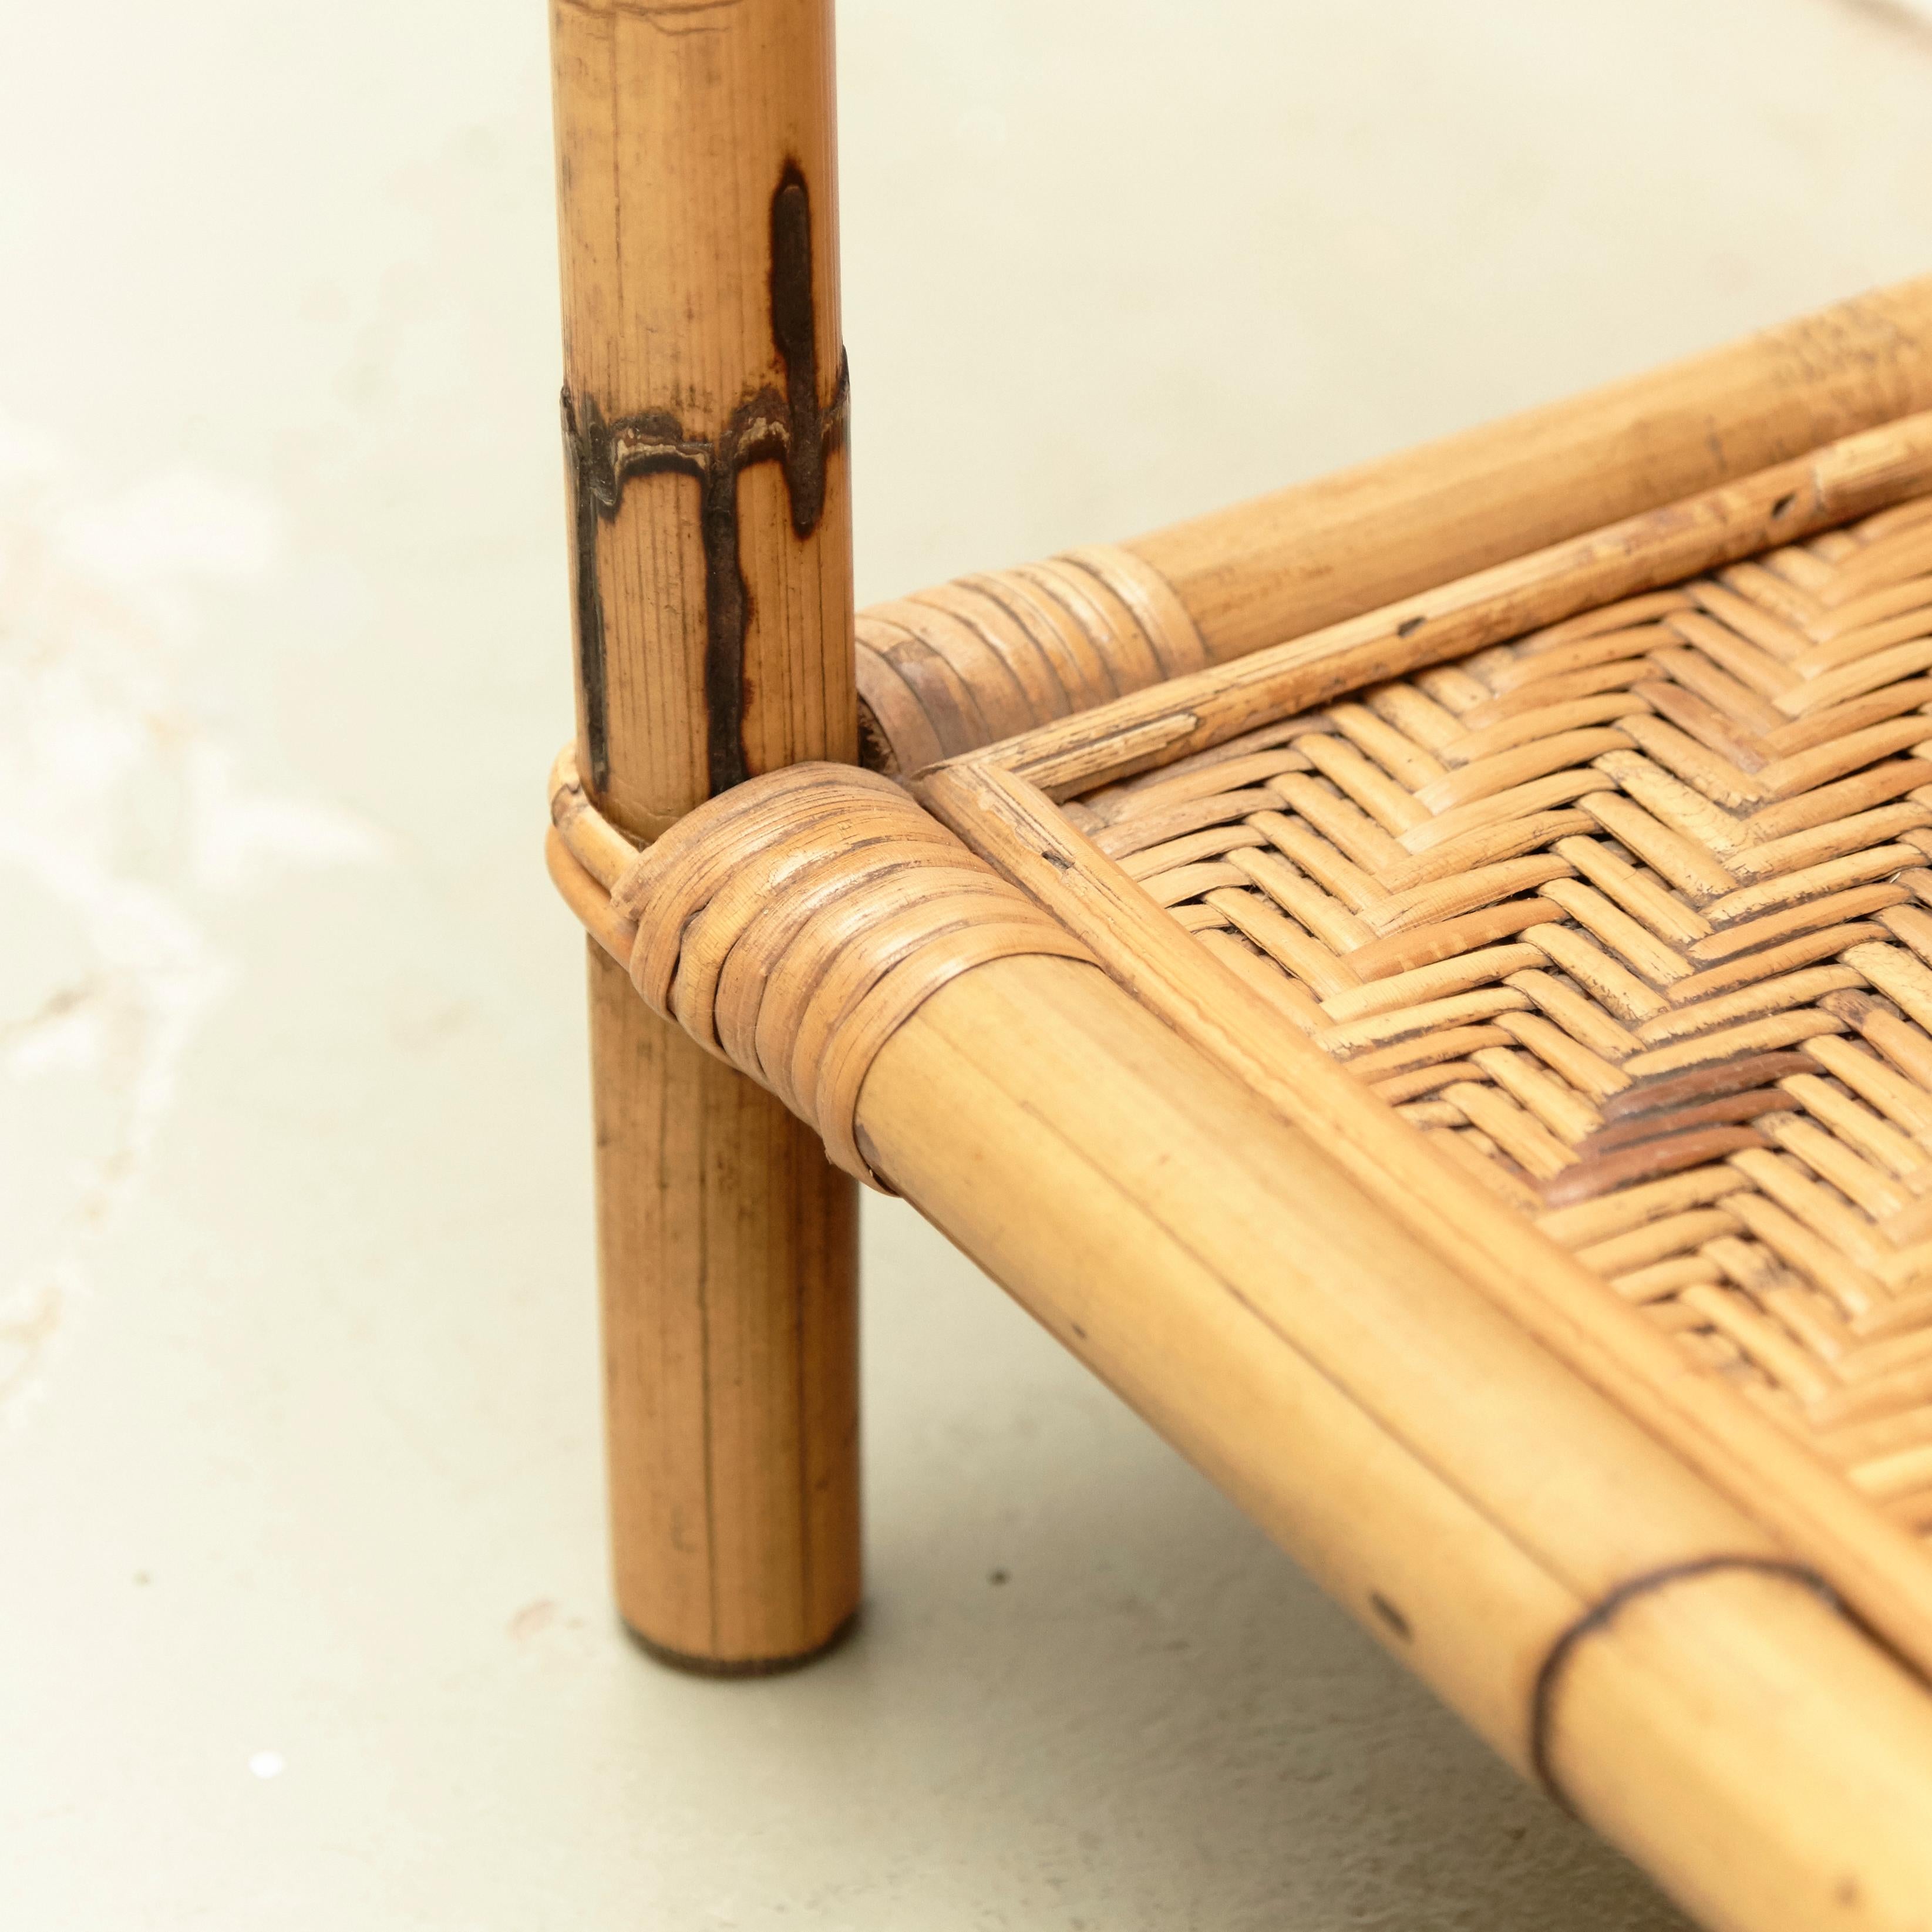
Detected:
[
  {"left": 994, "top": 410, "right": 1932, "bottom": 796},
  {"left": 915, "top": 418, "right": 1932, "bottom": 1684},
  {"left": 856, "top": 276, "right": 1932, "bottom": 775},
  {"left": 539, "top": 2, "right": 1932, "bottom": 1914},
  {"left": 546, "top": 773, "right": 1932, "bottom": 1932},
  {"left": 549, "top": 0, "right": 859, "bottom": 1671}
]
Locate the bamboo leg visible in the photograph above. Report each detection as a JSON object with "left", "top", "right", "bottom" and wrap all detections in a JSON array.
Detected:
[
  {"left": 588, "top": 954, "right": 858, "bottom": 1668},
  {"left": 551, "top": 0, "right": 860, "bottom": 1667}
]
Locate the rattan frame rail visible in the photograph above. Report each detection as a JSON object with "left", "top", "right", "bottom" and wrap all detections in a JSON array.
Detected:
[
  {"left": 540, "top": 3, "right": 1932, "bottom": 1924},
  {"left": 917, "top": 414, "right": 1932, "bottom": 1679}
]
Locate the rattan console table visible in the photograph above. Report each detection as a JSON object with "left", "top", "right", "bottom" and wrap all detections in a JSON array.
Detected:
[{"left": 542, "top": 6, "right": 1932, "bottom": 1926}]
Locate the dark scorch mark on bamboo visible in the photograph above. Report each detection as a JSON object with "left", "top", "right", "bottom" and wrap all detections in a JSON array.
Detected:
[
  {"left": 1538, "top": 1047, "right": 1820, "bottom": 1207},
  {"left": 563, "top": 161, "right": 847, "bottom": 798}
]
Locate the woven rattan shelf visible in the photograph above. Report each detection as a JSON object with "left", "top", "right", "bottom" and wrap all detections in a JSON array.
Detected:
[
  {"left": 979, "top": 481, "right": 1932, "bottom": 1546},
  {"left": 538, "top": 4, "right": 1932, "bottom": 1926},
  {"left": 1079, "top": 510, "right": 1932, "bottom": 1451}
]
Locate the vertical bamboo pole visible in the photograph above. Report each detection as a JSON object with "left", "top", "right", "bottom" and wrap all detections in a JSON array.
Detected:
[{"left": 550, "top": 0, "right": 860, "bottom": 1670}]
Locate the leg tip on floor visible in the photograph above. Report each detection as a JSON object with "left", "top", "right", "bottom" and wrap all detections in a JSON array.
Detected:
[{"left": 620, "top": 1606, "right": 861, "bottom": 1678}]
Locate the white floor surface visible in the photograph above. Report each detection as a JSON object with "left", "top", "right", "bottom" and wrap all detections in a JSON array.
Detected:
[{"left": 6, "top": 2, "right": 1932, "bottom": 1926}]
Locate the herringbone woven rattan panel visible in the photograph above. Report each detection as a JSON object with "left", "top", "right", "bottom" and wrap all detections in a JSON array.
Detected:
[{"left": 1073, "top": 493, "right": 1932, "bottom": 1533}]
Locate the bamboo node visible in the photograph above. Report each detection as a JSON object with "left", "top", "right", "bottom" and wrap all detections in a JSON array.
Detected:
[{"left": 1528, "top": 1554, "right": 1836, "bottom": 1812}]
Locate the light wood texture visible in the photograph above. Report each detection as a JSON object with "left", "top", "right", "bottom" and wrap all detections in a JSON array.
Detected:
[
  {"left": 916, "top": 469, "right": 1932, "bottom": 1687},
  {"left": 920, "top": 752, "right": 1932, "bottom": 1687},
  {"left": 547, "top": 776, "right": 1932, "bottom": 1926},
  {"left": 537, "top": 60, "right": 1932, "bottom": 1910},
  {"left": 859, "top": 952, "right": 1932, "bottom": 1932},
  {"left": 1131, "top": 274, "right": 1932, "bottom": 665},
  {"left": 845, "top": 280, "right": 1932, "bottom": 779},
  {"left": 587, "top": 948, "right": 859, "bottom": 1668},
  {"left": 550, "top": 0, "right": 859, "bottom": 1667},
  {"left": 1057, "top": 490, "right": 1932, "bottom": 1551},
  {"left": 992, "top": 410, "right": 1932, "bottom": 796},
  {"left": 547, "top": 716, "right": 1932, "bottom": 1925},
  {"left": 989, "top": 408, "right": 1932, "bottom": 800},
  {"left": 552, "top": 0, "right": 854, "bottom": 834},
  {"left": 548, "top": 756, "right": 1091, "bottom": 1186}
]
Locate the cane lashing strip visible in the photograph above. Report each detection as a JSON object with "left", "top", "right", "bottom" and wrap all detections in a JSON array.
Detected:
[
  {"left": 1080, "top": 493, "right": 1932, "bottom": 1534},
  {"left": 856, "top": 544, "right": 1208, "bottom": 776},
  {"left": 550, "top": 756, "right": 1093, "bottom": 1186}
]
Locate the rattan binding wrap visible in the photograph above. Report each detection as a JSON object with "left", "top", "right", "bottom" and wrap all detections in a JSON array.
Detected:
[
  {"left": 855, "top": 544, "right": 1208, "bottom": 774},
  {"left": 1078, "top": 492, "right": 1932, "bottom": 1533},
  {"left": 548, "top": 754, "right": 1092, "bottom": 1186}
]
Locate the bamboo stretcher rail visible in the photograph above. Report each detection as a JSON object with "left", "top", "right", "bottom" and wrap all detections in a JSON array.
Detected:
[
  {"left": 996, "top": 408, "right": 1932, "bottom": 795},
  {"left": 545, "top": 777, "right": 1932, "bottom": 1932},
  {"left": 1131, "top": 274, "right": 1932, "bottom": 664},
  {"left": 856, "top": 277, "right": 1932, "bottom": 775}
]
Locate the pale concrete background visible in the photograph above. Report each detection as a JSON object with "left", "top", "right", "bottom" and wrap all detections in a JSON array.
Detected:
[{"left": 4, "top": 2, "right": 1931, "bottom": 1927}]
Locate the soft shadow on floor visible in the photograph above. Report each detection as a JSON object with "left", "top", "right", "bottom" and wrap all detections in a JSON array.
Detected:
[{"left": 633, "top": 1199, "right": 1697, "bottom": 1931}]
